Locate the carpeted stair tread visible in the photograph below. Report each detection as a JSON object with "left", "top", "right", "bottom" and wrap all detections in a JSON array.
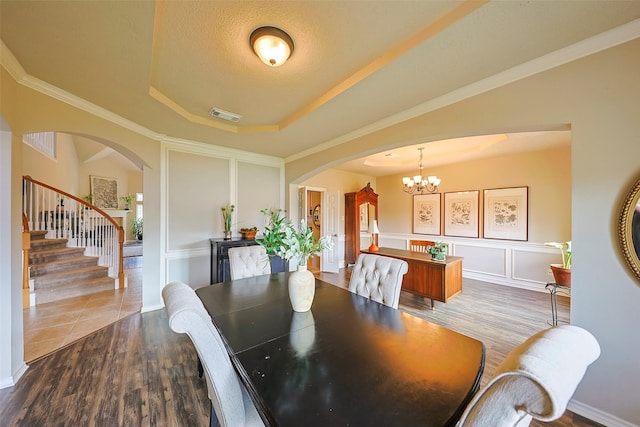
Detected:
[
  {"left": 30, "top": 237, "right": 69, "bottom": 248},
  {"left": 33, "top": 265, "right": 110, "bottom": 289},
  {"left": 29, "top": 247, "right": 86, "bottom": 263},
  {"left": 29, "top": 255, "right": 100, "bottom": 276},
  {"left": 29, "top": 230, "right": 48, "bottom": 240},
  {"left": 34, "top": 277, "right": 115, "bottom": 304}
]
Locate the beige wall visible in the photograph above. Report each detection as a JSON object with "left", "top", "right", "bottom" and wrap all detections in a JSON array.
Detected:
[
  {"left": 377, "top": 144, "right": 571, "bottom": 243},
  {"left": 22, "top": 133, "right": 79, "bottom": 194},
  {"left": 22, "top": 132, "right": 142, "bottom": 208}
]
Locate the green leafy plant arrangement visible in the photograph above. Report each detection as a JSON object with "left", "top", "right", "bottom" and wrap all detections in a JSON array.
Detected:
[
  {"left": 131, "top": 217, "right": 143, "bottom": 240},
  {"left": 277, "top": 219, "right": 334, "bottom": 266},
  {"left": 259, "top": 209, "right": 333, "bottom": 265},
  {"left": 544, "top": 241, "right": 572, "bottom": 268},
  {"left": 259, "top": 208, "right": 289, "bottom": 256},
  {"left": 221, "top": 204, "right": 234, "bottom": 232},
  {"left": 427, "top": 241, "right": 448, "bottom": 261},
  {"left": 121, "top": 193, "right": 134, "bottom": 210}
]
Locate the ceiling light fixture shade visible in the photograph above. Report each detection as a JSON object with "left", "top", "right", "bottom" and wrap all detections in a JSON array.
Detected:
[
  {"left": 250, "top": 26, "right": 294, "bottom": 67},
  {"left": 402, "top": 148, "right": 441, "bottom": 194}
]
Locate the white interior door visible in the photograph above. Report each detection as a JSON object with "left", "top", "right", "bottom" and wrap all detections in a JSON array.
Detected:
[
  {"left": 298, "top": 186, "right": 307, "bottom": 228},
  {"left": 321, "top": 190, "right": 339, "bottom": 273}
]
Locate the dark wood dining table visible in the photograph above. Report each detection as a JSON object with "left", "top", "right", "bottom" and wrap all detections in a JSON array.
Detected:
[{"left": 195, "top": 272, "right": 485, "bottom": 427}]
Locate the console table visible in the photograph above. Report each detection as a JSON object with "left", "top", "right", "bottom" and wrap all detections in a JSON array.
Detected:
[{"left": 361, "top": 247, "right": 463, "bottom": 307}]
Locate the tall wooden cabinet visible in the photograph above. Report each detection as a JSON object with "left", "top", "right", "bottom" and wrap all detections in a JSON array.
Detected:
[{"left": 345, "top": 183, "right": 378, "bottom": 265}]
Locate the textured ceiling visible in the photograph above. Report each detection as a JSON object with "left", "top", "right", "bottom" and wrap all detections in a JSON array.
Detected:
[{"left": 1, "top": 1, "right": 639, "bottom": 173}]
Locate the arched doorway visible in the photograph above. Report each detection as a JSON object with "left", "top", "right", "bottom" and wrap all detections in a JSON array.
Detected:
[{"left": 21, "top": 131, "right": 145, "bottom": 361}]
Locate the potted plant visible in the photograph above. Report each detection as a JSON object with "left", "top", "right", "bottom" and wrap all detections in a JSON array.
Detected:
[
  {"left": 259, "top": 208, "right": 288, "bottom": 254},
  {"left": 544, "top": 240, "right": 572, "bottom": 287},
  {"left": 239, "top": 226, "right": 258, "bottom": 240},
  {"left": 221, "top": 204, "right": 234, "bottom": 240},
  {"left": 258, "top": 208, "right": 290, "bottom": 274},
  {"left": 427, "top": 241, "right": 448, "bottom": 261},
  {"left": 121, "top": 193, "right": 134, "bottom": 210},
  {"left": 131, "top": 217, "right": 143, "bottom": 240}
]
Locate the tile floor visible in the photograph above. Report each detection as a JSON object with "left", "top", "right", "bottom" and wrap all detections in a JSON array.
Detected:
[{"left": 23, "top": 266, "right": 142, "bottom": 362}]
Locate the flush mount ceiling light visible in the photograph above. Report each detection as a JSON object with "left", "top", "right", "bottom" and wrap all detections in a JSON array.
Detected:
[{"left": 250, "top": 26, "right": 294, "bottom": 67}]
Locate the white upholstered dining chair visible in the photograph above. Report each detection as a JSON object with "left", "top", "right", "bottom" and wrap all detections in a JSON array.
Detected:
[
  {"left": 162, "top": 281, "right": 264, "bottom": 427},
  {"left": 456, "top": 325, "right": 600, "bottom": 427},
  {"left": 228, "top": 245, "right": 271, "bottom": 280},
  {"left": 348, "top": 253, "right": 408, "bottom": 309}
]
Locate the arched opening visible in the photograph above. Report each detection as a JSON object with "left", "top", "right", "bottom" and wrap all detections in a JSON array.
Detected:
[{"left": 21, "top": 131, "right": 145, "bottom": 362}]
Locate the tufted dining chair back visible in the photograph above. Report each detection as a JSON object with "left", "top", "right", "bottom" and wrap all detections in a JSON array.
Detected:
[
  {"left": 162, "top": 281, "right": 264, "bottom": 427},
  {"left": 228, "top": 245, "right": 271, "bottom": 280},
  {"left": 348, "top": 253, "right": 408, "bottom": 309},
  {"left": 456, "top": 325, "right": 600, "bottom": 427}
]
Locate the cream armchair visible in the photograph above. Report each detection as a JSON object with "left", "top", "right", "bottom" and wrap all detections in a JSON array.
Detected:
[
  {"left": 457, "top": 325, "right": 601, "bottom": 427},
  {"left": 162, "top": 281, "right": 264, "bottom": 427}
]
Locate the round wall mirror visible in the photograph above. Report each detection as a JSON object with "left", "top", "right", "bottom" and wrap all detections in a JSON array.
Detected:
[{"left": 619, "top": 177, "right": 640, "bottom": 282}]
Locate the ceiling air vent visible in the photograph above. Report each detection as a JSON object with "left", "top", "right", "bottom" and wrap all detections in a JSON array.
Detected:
[{"left": 209, "top": 107, "right": 242, "bottom": 122}]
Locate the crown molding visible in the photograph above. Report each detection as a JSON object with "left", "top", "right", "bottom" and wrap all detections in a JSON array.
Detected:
[
  {"left": 0, "top": 40, "right": 26, "bottom": 82},
  {"left": 161, "top": 135, "right": 284, "bottom": 167},
  {"left": 1, "top": 40, "right": 283, "bottom": 165},
  {"left": 285, "top": 18, "right": 640, "bottom": 164}
]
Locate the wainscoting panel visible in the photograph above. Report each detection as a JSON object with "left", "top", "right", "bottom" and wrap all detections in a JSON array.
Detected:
[
  {"left": 454, "top": 244, "right": 507, "bottom": 277},
  {"left": 165, "top": 251, "right": 210, "bottom": 288},
  {"left": 513, "top": 249, "right": 562, "bottom": 283},
  {"left": 381, "top": 234, "right": 562, "bottom": 292}
]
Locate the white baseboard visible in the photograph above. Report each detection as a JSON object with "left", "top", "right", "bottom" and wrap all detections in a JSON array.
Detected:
[
  {"left": 0, "top": 361, "right": 28, "bottom": 390},
  {"left": 141, "top": 304, "right": 163, "bottom": 313},
  {"left": 464, "top": 271, "right": 549, "bottom": 293},
  {"left": 568, "top": 399, "right": 638, "bottom": 427}
]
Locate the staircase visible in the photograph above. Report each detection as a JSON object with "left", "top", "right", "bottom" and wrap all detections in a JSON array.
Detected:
[{"left": 28, "top": 230, "right": 115, "bottom": 304}]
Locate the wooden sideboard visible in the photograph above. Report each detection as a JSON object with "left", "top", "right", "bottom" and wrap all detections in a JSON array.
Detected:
[
  {"left": 345, "top": 183, "right": 378, "bottom": 265},
  {"left": 361, "top": 247, "right": 463, "bottom": 306}
]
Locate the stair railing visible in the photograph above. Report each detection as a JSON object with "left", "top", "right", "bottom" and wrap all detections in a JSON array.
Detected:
[
  {"left": 22, "top": 176, "right": 125, "bottom": 289},
  {"left": 22, "top": 213, "right": 31, "bottom": 308}
]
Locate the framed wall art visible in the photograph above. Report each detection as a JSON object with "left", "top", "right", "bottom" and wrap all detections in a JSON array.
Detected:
[
  {"left": 90, "top": 175, "right": 118, "bottom": 209},
  {"left": 483, "top": 186, "right": 529, "bottom": 241},
  {"left": 444, "top": 190, "right": 479, "bottom": 238},
  {"left": 413, "top": 193, "right": 441, "bottom": 235}
]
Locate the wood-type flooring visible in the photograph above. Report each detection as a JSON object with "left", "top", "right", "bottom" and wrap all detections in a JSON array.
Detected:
[{"left": 0, "top": 269, "right": 602, "bottom": 427}]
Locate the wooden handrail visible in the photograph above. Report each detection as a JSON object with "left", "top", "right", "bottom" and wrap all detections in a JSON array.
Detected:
[
  {"left": 21, "top": 213, "right": 30, "bottom": 307},
  {"left": 22, "top": 176, "right": 126, "bottom": 289}
]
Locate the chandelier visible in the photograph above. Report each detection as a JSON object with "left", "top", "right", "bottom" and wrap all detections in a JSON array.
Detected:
[{"left": 402, "top": 147, "right": 441, "bottom": 194}]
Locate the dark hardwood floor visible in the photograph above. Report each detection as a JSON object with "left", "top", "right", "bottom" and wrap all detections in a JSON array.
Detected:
[{"left": 0, "top": 269, "right": 601, "bottom": 426}]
